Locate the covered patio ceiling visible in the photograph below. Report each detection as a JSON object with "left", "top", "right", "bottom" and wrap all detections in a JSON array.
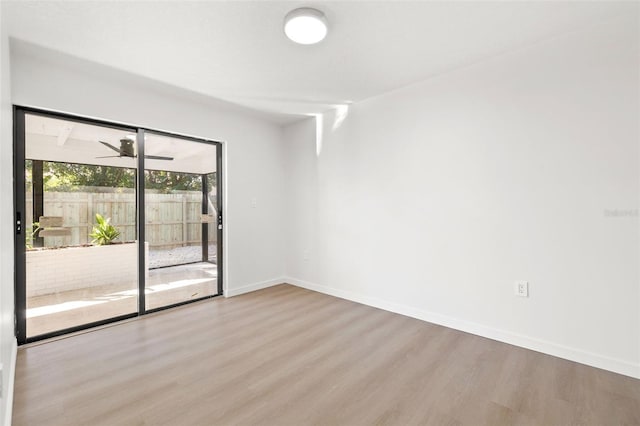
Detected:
[{"left": 25, "top": 114, "right": 217, "bottom": 175}]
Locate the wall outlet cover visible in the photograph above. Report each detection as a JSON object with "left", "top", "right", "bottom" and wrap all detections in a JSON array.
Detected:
[{"left": 514, "top": 281, "right": 529, "bottom": 297}]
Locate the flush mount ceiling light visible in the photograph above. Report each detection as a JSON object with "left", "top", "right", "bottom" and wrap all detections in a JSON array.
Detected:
[{"left": 284, "top": 7, "right": 328, "bottom": 45}]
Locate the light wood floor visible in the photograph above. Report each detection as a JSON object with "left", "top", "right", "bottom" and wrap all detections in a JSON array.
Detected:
[{"left": 13, "top": 284, "right": 640, "bottom": 425}]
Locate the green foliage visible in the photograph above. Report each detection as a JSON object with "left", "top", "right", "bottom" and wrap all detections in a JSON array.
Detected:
[
  {"left": 145, "top": 170, "right": 203, "bottom": 193},
  {"left": 44, "top": 163, "right": 136, "bottom": 192},
  {"left": 26, "top": 222, "right": 40, "bottom": 250},
  {"left": 89, "top": 214, "right": 120, "bottom": 245},
  {"left": 26, "top": 161, "right": 216, "bottom": 194}
]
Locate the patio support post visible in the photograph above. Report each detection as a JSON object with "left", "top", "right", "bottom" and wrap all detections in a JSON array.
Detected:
[
  {"left": 32, "top": 159, "right": 44, "bottom": 248},
  {"left": 201, "top": 173, "right": 208, "bottom": 262}
]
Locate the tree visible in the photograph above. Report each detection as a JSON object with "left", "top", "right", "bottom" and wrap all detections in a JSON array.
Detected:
[
  {"left": 26, "top": 160, "right": 216, "bottom": 193},
  {"left": 145, "top": 170, "right": 202, "bottom": 193},
  {"left": 44, "top": 162, "right": 135, "bottom": 191}
]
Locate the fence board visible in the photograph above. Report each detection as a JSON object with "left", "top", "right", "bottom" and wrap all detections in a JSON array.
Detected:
[{"left": 25, "top": 191, "right": 216, "bottom": 249}]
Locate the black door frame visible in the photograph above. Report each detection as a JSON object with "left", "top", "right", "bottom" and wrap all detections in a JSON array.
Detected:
[{"left": 13, "top": 106, "right": 224, "bottom": 344}]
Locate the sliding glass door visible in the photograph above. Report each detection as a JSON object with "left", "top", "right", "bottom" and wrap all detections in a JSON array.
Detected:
[
  {"left": 143, "top": 132, "right": 220, "bottom": 310},
  {"left": 14, "top": 108, "right": 223, "bottom": 343},
  {"left": 16, "top": 112, "right": 140, "bottom": 339}
]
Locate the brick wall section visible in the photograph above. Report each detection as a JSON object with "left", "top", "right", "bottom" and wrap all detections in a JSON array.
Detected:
[{"left": 26, "top": 242, "right": 148, "bottom": 297}]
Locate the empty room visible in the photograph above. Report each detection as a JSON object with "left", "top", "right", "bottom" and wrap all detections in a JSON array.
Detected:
[{"left": 0, "top": 1, "right": 638, "bottom": 425}]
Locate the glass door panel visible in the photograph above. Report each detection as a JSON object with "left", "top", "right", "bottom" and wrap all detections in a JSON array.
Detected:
[
  {"left": 144, "top": 132, "right": 219, "bottom": 310},
  {"left": 23, "top": 113, "right": 139, "bottom": 338}
]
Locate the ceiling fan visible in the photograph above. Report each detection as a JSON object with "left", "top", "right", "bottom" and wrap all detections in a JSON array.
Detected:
[{"left": 97, "top": 138, "right": 174, "bottom": 161}]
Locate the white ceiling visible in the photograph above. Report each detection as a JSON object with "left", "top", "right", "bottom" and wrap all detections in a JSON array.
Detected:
[{"left": 4, "top": 1, "right": 636, "bottom": 123}]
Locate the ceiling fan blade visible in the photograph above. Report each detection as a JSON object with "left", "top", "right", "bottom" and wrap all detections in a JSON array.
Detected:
[
  {"left": 95, "top": 155, "right": 125, "bottom": 159},
  {"left": 144, "top": 155, "right": 174, "bottom": 161},
  {"left": 99, "top": 141, "right": 122, "bottom": 154}
]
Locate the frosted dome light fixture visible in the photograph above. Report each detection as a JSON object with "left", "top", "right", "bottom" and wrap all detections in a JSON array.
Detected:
[{"left": 284, "top": 8, "right": 328, "bottom": 45}]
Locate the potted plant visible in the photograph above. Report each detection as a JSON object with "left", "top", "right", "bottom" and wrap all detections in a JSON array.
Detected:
[{"left": 89, "top": 213, "right": 120, "bottom": 245}]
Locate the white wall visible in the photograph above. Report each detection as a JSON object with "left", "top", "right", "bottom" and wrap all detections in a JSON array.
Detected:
[
  {"left": 0, "top": 4, "right": 17, "bottom": 425},
  {"left": 9, "top": 42, "right": 287, "bottom": 297},
  {"left": 284, "top": 15, "right": 640, "bottom": 378}
]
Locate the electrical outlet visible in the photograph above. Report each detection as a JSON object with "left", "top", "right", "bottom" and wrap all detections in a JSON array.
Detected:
[
  {"left": 251, "top": 197, "right": 257, "bottom": 208},
  {"left": 303, "top": 250, "right": 310, "bottom": 261},
  {"left": 514, "top": 281, "right": 529, "bottom": 297}
]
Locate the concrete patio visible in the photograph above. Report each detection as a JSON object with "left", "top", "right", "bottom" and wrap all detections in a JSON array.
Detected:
[{"left": 26, "top": 262, "right": 218, "bottom": 338}]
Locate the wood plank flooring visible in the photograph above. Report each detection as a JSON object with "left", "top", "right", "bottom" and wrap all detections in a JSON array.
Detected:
[{"left": 13, "top": 284, "right": 640, "bottom": 425}]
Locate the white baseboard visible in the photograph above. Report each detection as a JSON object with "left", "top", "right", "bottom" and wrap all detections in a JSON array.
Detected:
[
  {"left": 284, "top": 277, "right": 640, "bottom": 379},
  {"left": 3, "top": 338, "right": 17, "bottom": 426},
  {"left": 225, "top": 277, "right": 285, "bottom": 298}
]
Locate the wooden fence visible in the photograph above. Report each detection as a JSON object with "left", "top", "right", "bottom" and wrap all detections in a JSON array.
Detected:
[{"left": 25, "top": 191, "right": 216, "bottom": 248}]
